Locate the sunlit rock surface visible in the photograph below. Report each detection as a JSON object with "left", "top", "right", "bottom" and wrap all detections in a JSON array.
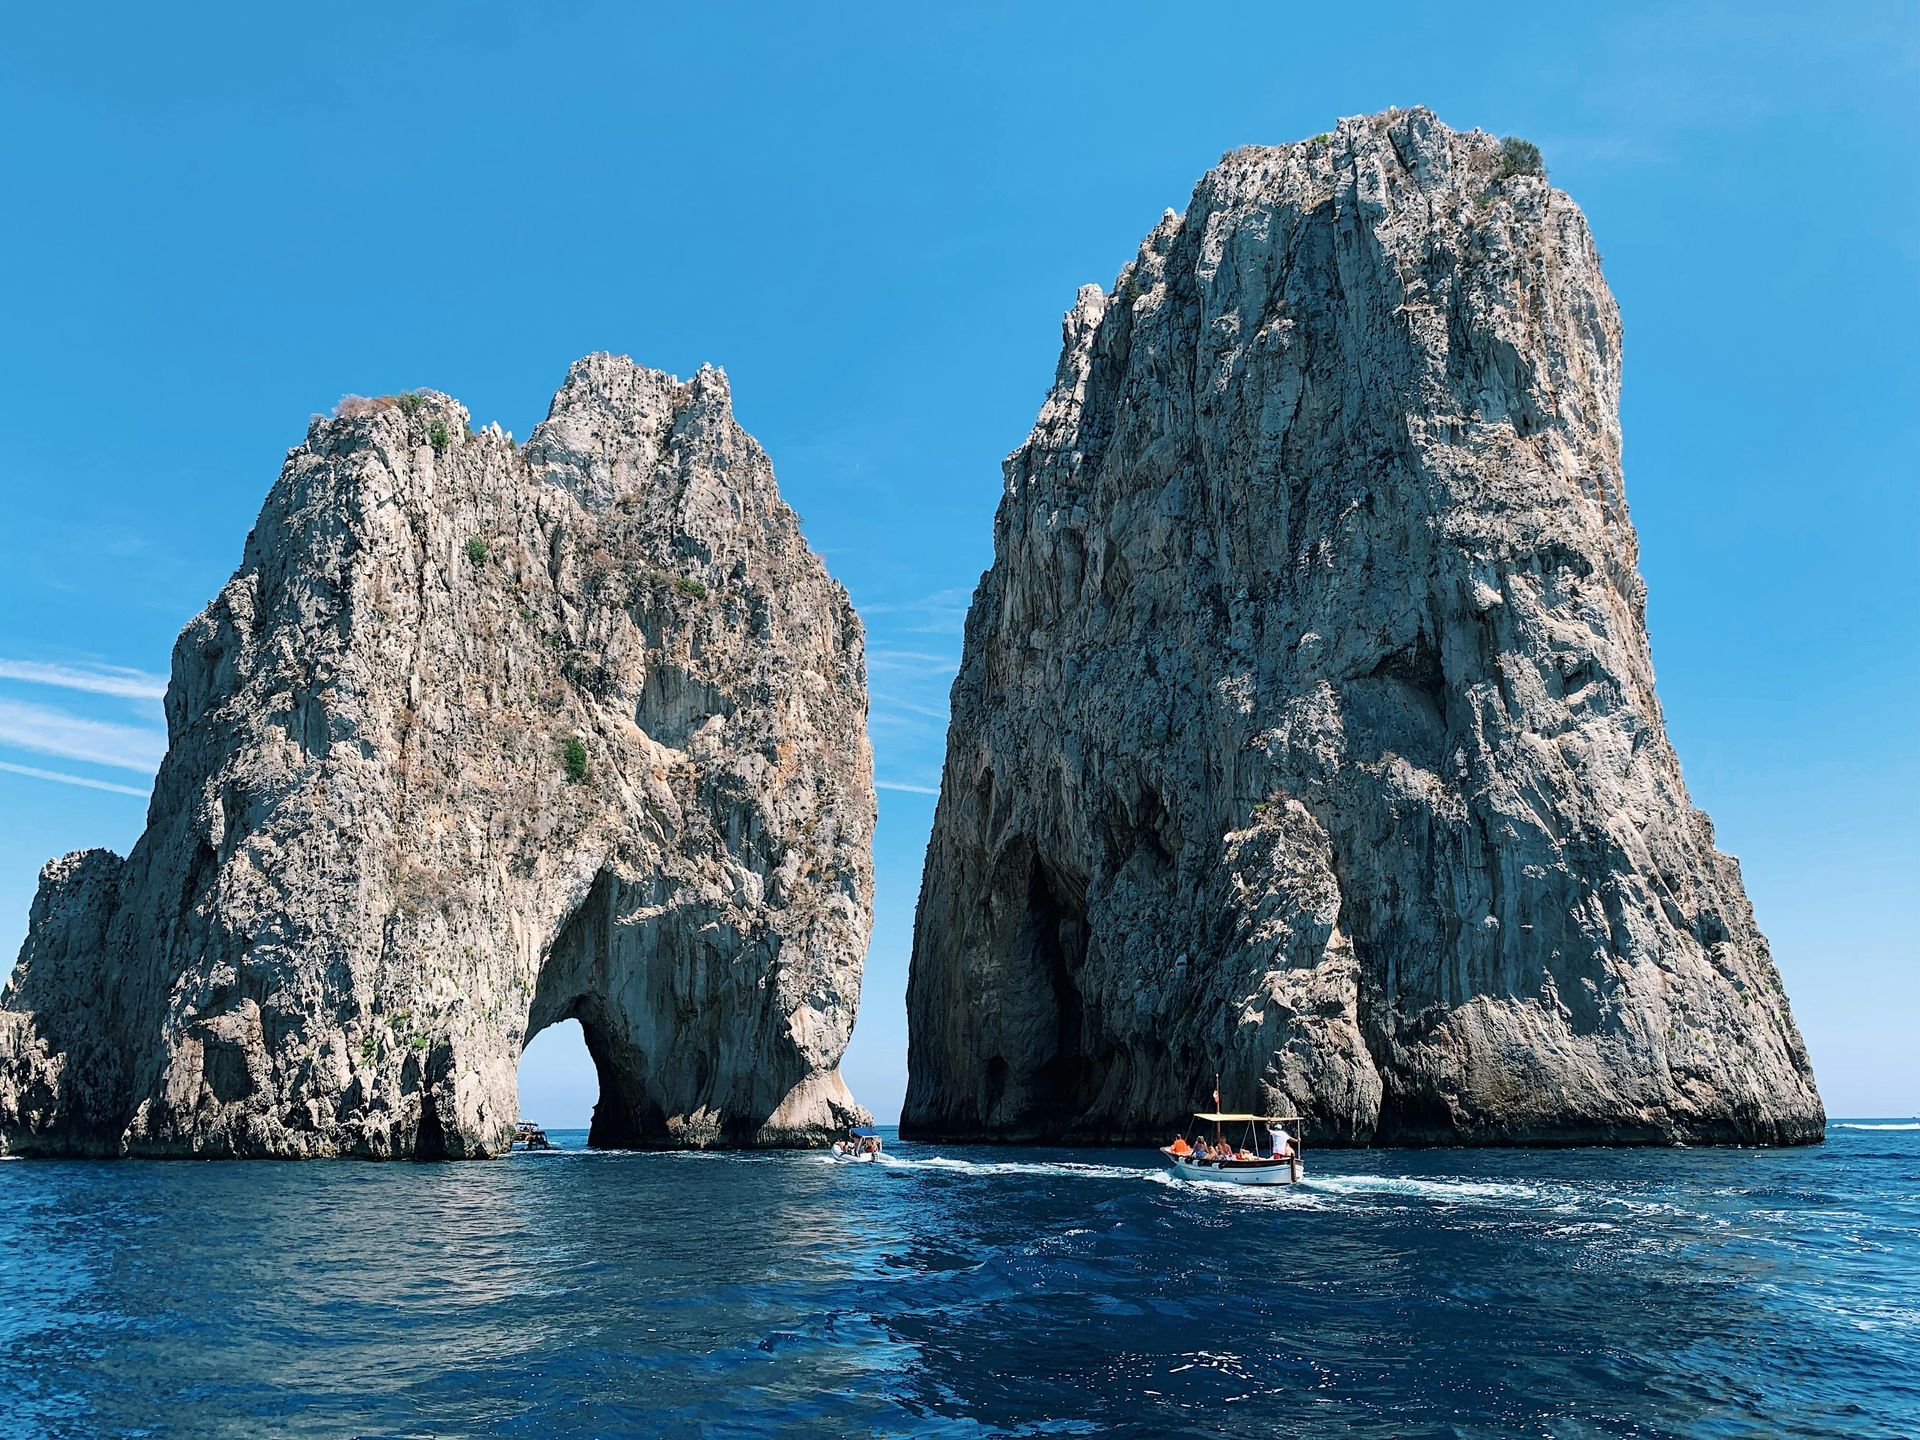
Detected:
[
  {"left": 0, "top": 354, "right": 875, "bottom": 1157},
  {"left": 904, "top": 108, "right": 1823, "bottom": 1147}
]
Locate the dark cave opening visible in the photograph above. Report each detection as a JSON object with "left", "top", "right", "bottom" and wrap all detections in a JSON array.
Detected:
[
  {"left": 409, "top": 1043, "right": 454, "bottom": 1160},
  {"left": 201, "top": 1040, "right": 253, "bottom": 1105},
  {"left": 1015, "top": 855, "right": 1102, "bottom": 1131}
]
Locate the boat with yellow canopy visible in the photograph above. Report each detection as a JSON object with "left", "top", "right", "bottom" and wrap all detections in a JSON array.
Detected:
[{"left": 1162, "top": 1111, "right": 1304, "bottom": 1186}]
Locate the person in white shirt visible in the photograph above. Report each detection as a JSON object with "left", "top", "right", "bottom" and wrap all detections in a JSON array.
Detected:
[{"left": 1268, "top": 1124, "right": 1294, "bottom": 1159}]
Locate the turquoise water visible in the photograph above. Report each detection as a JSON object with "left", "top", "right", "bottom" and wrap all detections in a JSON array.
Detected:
[{"left": 1, "top": 1123, "right": 1914, "bottom": 1437}]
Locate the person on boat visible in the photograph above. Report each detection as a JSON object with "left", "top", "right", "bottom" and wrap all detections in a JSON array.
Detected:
[
  {"left": 1269, "top": 1124, "right": 1294, "bottom": 1159},
  {"left": 1212, "top": 1140, "right": 1235, "bottom": 1162},
  {"left": 1169, "top": 1134, "right": 1193, "bottom": 1157}
]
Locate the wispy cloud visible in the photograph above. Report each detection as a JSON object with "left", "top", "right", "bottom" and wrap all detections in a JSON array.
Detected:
[
  {"left": 854, "top": 591, "right": 968, "bottom": 796},
  {"left": 872, "top": 692, "right": 950, "bottom": 721},
  {"left": 859, "top": 587, "right": 973, "bottom": 635},
  {"left": 868, "top": 648, "right": 961, "bottom": 676},
  {"left": 0, "top": 697, "right": 167, "bottom": 773},
  {"left": 876, "top": 780, "right": 941, "bottom": 796},
  {"left": 0, "top": 659, "right": 168, "bottom": 700},
  {"left": 0, "top": 760, "right": 151, "bottom": 798}
]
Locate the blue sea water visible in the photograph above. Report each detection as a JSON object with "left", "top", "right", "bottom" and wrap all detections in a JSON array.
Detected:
[{"left": 1, "top": 1123, "right": 1915, "bottom": 1439}]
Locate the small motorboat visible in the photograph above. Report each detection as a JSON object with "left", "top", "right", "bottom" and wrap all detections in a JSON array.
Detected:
[
  {"left": 513, "top": 1120, "right": 555, "bottom": 1151},
  {"left": 830, "top": 1125, "right": 884, "bottom": 1162},
  {"left": 1162, "top": 1109, "right": 1303, "bottom": 1186}
]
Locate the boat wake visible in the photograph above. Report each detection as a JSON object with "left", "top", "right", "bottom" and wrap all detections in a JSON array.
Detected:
[
  {"left": 1302, "top": 1174, "right": 1545, "bottom": 1206},
  {"left": 1833, "top": 1122, "right": 1920, "bottom": 1131},
  {"left": 873, "top": 1153, "right": 1173, "bottom": 1185},
  {"left": 840, "top": 1154, "right": 1573, "bottom": 1213}
]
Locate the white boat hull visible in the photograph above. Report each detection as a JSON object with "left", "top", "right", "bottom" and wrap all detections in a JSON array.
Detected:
[{"left": 1165, "top": 1152, "right": 1301, "bottom": 1186}]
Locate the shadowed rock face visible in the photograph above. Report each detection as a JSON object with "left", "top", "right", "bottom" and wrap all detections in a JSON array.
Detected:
[
  {"left": 0, "top": 354, "right": 875, "bottom": 1157},
  {"left": 903, "top": 109, "right": 1823, "bottom": 1148}
]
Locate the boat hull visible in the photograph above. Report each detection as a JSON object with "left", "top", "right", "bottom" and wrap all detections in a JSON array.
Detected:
[{"left": 1164, "top": 1152, "right": 1301, "bottom": 1186}]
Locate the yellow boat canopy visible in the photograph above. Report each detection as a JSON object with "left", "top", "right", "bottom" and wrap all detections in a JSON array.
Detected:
[{"left": 1191, "top": 1113, "right": 1299, "bottom": 1124}]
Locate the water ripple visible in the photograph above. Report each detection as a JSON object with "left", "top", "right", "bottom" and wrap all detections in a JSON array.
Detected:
[{"left": 0, "top": 1124, "right": 1913, "bottom": 1437}]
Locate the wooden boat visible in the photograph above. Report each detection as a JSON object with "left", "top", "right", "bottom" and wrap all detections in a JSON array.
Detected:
[{"left": 1162, "top": 1111, "right": 1304, "bottom": 1186}]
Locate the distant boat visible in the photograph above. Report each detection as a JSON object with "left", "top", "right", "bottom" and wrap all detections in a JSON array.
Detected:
[
  {"left": 513, "top": 1120, "right": 555, "bottom": 1151},
  {"left": 830, "top": 1125, "right": 883, "bottom": 1162},
  {"left": 1162, "top": 1110, "right": 1303, "bottom": 1186}
]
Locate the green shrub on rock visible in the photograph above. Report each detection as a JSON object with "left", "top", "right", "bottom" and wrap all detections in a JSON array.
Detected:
[{"left": 1496, "top": 136, "right": 1545, "bottom": 180}]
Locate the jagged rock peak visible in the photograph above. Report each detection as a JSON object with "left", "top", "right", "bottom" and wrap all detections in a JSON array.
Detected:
[
  {"left": 903, "top": 107, "right": 1823, "bottom": 1148},
  {"left": 1, "top": 354, "right": 876, "bottom": 1158}
]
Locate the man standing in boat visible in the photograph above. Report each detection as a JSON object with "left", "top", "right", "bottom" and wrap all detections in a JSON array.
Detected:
[{"left": 1268, "top": 1123, "right": 1294, "bottom": 1160}]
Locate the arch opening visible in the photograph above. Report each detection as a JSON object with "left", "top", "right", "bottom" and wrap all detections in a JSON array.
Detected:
[
  {"left": 520, "top": 870, "right": 677, "bottom": 1150},
  {"left": 518, "top": 994, "right": 669, "bottom": 1149},
  {"left": 515, "top": 1017, "right": 596, "bottom": 1137}
]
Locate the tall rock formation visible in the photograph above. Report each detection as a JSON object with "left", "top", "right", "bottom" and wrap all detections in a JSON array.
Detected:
[
  {"left": 904, "top": 109, "right": 1823, "bottom": 1146},
  {"left": 0, "top": 354, "right": 875, "bottom": 1157}
]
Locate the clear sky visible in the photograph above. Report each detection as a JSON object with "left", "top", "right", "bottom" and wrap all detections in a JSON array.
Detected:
[{"left": 2, "top": 4, "right": 1914, "bottom": 1126}]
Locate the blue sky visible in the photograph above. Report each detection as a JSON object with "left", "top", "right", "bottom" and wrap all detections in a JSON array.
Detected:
[{"left": 1, "top": 4, "right": 1914, "bottom": 1125}]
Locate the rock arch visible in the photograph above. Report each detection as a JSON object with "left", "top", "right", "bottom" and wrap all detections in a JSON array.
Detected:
[{"left": 0, "top": 355, "right": 874, "bottom": 1158}]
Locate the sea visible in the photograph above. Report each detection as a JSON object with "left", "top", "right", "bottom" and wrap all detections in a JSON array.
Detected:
[{"left": 1, "top": 1122, "right": 1914, "bottom": 1439}]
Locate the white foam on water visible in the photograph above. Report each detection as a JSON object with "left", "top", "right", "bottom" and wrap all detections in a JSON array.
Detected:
[
  {"left": 1186, "top": 1180, "right": 1331, "bottom": 1209},
  {"left": 1834, "top": 1122, "right": 1920, "bottom": 1131},
  {"left": 1302, "top": 1173, "right": 1545, "bottom": 1206},
  {"left": 875, "top": 1153, "right": 1163, "bottom": 1184},
  {"left": 524, "top": 1144, "right": 1716, "bottom": 1232},
  {"left": 867, "top": 1152, "right": 1345, "bottom": 1208},
  {"left": 834, "top": 1152, "right": 1575, "bottom": 1213}
]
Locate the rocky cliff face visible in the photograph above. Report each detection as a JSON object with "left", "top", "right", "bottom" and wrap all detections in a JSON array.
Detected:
[
  {"left": 0, "top": 354, "right": 875, "bottom": 1157},
  {"left": 904, "top": 109, "right": 1823, "bottom": 1147}
]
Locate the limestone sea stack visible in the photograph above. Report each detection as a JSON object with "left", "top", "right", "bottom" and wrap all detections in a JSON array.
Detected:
[
  {"left": 0, "top": 354, "right": 875, "bottom": 1157},
  {"left": 903, "top": 109, "right": 1823, "bottom": 1147}
]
